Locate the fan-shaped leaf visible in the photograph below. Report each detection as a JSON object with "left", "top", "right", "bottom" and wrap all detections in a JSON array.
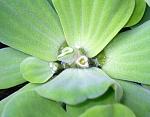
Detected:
[
  {"left": 20, "top": 57, "right": 57, "bottom": 83},
  {"left": 52, "top": 0, "right": 135, "bottom": 58},
  {"left": 0, "top": 48, "right": 28, "bottom": 89},
  {"left": 36, "top": 67, "right": 123, "bottom": 105},
  {"left": 79, "top": 104, "right": 136, "bottom": 117},
  {"left": 0, "top": 0, "right": 65, "bottom": 61},
  {"left": 1, "top": 91, "right": 67, "bottom": 117},
  {"left": 118, "top": 80, "right": 150, "bottom": 117},
  {"left": 99, "top": 21, "right": 150, "bottom": 85}
]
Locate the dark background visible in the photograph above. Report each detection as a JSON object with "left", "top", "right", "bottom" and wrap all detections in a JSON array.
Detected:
[{"left": 0, "top": 42, "right": 7, "bottom": 48}]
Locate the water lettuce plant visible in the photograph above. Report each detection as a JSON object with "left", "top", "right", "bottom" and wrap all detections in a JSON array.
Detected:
[{"left": 0, "top": 0, "right": 150, "bottom": 117}]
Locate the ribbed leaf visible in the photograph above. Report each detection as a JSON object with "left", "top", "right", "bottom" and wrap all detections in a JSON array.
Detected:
[
  {"left": 20, "top": 57, "right": 57, "bottom": 83},
  {"left": 36, "top": 67, "right": 123, "bottom": 105},
  {"left": 79, "top": 104, "right": 136, "bottom": 117},
  {"left": 145, "top": 0, "right": 150, "bottom": 6},
  {"left": 1, "top": 91, "right": 67, "bottom": 117},
  {"left": 52, "top": 0, "right": 135, "bottom": 57},
  {"left": 66, "top": 89, "right": 116, "bottom": 117},
  {"left": 0, "top": 0, "right": 65, "bottom": 61},
  {"left": 118, "top": 80, "right": 150, "bottom": 117},
  {"left": 126, "top": 0, "right": 146, "bottom": 27},
  {"left": 0, "top": 48, "right": 28, "bottom": 89},
  {"left": 99, "top": 21, "right": 150, "bottom": 85}
]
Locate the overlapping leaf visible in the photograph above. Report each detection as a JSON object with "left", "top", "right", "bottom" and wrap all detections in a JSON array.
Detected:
[
  {"left": 20, "top": 57, "right": 57, "bottom": 83},
  {"left": 0, "top": 48, "right": 28, "bottom": 89},
  {"left": 47, "top": 0, "right": 53, "bottom": 7},
  {"left": 142, "top": 84, "right": 150, "bottom": 90},
  {"left": 118, "top": 80, "right": 150, "bottom": 117},
  {"left": 0, "top": 83, "right": 39, "bottom": 115},
  {"left": 0, "top": 0, "right": 65, "bottom": 61},
  {"left": 79, "top": 104, "right": 136, "bottom": 117},
  {"left": 36, "top": 67, "right": 123, "bottom": 105},
  {"left": 126, "top": 0, "right": 146, "bottom": 27},
  {"left": 0, "top": 87, "right": 116, "bottom": 117},
  {"left": 1, "top": 91, "right": 67, "bottom": 117},
  {"left": 66, "top": 89, "right": 116, "bottom": 117},
  {"left": 52, "top": 0, "right": 135, "bottom": 58},
  {"left": 134, "top": 5, "right": 150, "bottom": 27},
  {"left": 99, "top": 20, "right": 150, "bottom": 85}
]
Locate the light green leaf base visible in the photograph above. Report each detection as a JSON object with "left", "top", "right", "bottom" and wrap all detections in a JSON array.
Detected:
[{"left": 52, "top": 0, "right": 135, "bottom": 57}]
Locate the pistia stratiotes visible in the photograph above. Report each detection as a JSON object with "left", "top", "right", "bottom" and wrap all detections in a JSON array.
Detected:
[{"left": 0, "top": 0, "right": 150, "bottom": 117}]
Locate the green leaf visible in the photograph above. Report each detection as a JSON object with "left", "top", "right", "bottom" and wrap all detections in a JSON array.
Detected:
[
  {"left": 99, "top": 20, "right": 150, "bottom": 85},
  {"left": 126, "top": 0, "right": 146, "bottom": 27},
  {"left": 1, "top": 91, "right": 67, "bottom": 117},
  {"left": 0, "top": 102, "right": 7, "bottom": 117},
  {"left": 0, "top": 48, "right": 28, "bottom": 89},
  {"left": 145, "top": 0, "right": 150, "bottom": 6},
  {"left": 79, "top": 104, "right": 136, "bottom": 117},
  {"left": 1, "top": 83, "right": 39, "bottom": 104},
  {"left": 66, "top": 89, "right": 116, "bottom": 117},
  {"left": 20, "top": 57, "right": 58, "bottom": 83},
  {"left": 36, "top": 67, "right": 123, "bottom": 105},
  {"left": 142, "top": 84, "right": 150, "bottom": 90},
  {"left": 0, "top": 83, "right": 39, "bottom": 115},
  {"left": 118, "top": 80, "right": 150, "bottom": 117},
  {"left": 0, "top": 102, "right": 3, "bottom": 116},
  {"left": 133, "top": 5, "right": 150, "bottom": 27},
  {"left": 140, "top": 5, "right": 150, "bottom": 23},
  {"left": 47, "top": 0, "right": 53, "bottom": 6},
  {"left": 52, "top": 0, "right": 135, "bottom": 58},
  {"left": 0, "top": 0, "right": 65, "bottom": 61}
]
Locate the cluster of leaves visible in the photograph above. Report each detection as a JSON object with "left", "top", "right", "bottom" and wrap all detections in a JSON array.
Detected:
[{"left": 0, "top": 0, "right": 150, "bottom": 117}]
